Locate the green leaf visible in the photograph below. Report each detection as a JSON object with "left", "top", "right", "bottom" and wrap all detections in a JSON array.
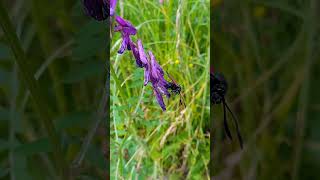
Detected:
[
  {"left": 12, "top": 151, "right": 33, "bottom": 180},
  {"left": 150, "top": 149, "right": 161, "bottom": 160},
  {"left": 73, "top": 21, "right": 106, "bottom": 61},
  {"left": 73, "top": 37, "right": 106, "bottom": 61},
  {"left": 86, "top": 145, "right": 107, "bottom": 170},
  {"left": 0, "top": 69, "right": 9, "bottom": 86},
  {"left": 14, "top": 138, "right": 51, "bottom": 156},
  {"left": 132, "top": 69, "right": 144, "bottom": 81},
  {"left": 0, "top": 42, "right": 11, "bottom": 60},
  {"left": 0, "top": 139, "right": 10, "bottom": 152},
  {"left": 162, "top": 143, "right": 180, "bottom": 159},
  {"left": 128, "top": 80, "right": 143, "bottom": 88},
  {"left": 0, "top": 107, "right": 10, "bottom": 121},
  {"left": 62, "top": 60, "right": 105, "bottom": 84},
  {"left": 0, "top": 167, "right": 9, "bottom": 178},
  {"left": 112, "top": 105, "right": 129, "bottom": 111},
  {"left": 55, "top": 111, "right": 91, "bottom": 130},
  {"left": 75, "top": 21, "right": 106, "bottom": 39}
]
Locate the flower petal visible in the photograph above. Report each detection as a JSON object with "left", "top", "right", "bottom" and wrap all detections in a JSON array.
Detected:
[
  {"left": 115, "top": 16, "right": 137, "bottom": 35},
  {"left": 109, "top": 0, "right": 117, "bottom": 16},
  {"left": 144, "top": 65, "right": 150, "bottom": 85},
  {"left": 114, "top": 25, "right": 122, "bottom": 32},
  {"left": 158, "top": 79, "right": 171, "bottom": 98},
  {"left": 116, "top": 16, "right": 137, "bottom": 35},
  {"left": 124, "top": 26, "right": 137, "bottom": 36},
  {"left": 118, "top": 38, "right": 127, "bottom": 54},
  {"left": 137, "top": 40, "right": 148, "bottom": 66},
  {"left": 153, "top": 87, "right": 166, "bottom": 111},
  {"left": 130, "top": 42, "right": 143, "bottom": 68},
  {"left": 148, "top": 51, "right": 164, "bottom": 82}
]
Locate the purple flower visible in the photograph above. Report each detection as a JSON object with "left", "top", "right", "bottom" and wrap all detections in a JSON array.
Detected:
[
  {"left": 114, "top": 16, "right": 137, "bottom": 54},
  {"left": 147, "top": 51, "right": 170, "bottom": 111},
  {"left": 130, "top": 41, "right": 143, "bottom": 68},
  {"left": 136, "top": 40, "right": 150, "bottom": 85},
  {"left": 133, "top": 39, "right": 148, "bottom": 68},
  {"left": 110, "top": 0, "right": 117, "bottom": 16},
  {"left": 83, "top": 0, "right": 108, "bottom": 21}
]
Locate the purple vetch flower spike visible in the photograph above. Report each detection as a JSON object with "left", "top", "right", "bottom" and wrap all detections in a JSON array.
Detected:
[
  {"left": 114, "top": 16, "right": 137, "bottom": 54},
  {"left": 153, "top": 86, "right": 166, "bottom": 111},
  {"left": 110, "top": 0, "right": 117, "bottom": 16},
  {"left": 148, "top": 51, "right": 165, "bottom": 81},
  {"left": 152, "top": 77, "right": 171, "bottom": 111},
  {"left": 147, "top": 51, "right": 171, "bottom": 111},
  {"left": 137, "top": 40, "right": 149, "bottom": 66},
  {"left": 114, "top": 16, "right": 137, "bottom": 35},
  {"left": 137, "top": 40, "right": 150, "bottom": 85},
  {"left": 129, "top": 41, "right": 144, "bottom": 68},
  {"left": 144, "top": 64, "right": 150, "bottom": 86},
  {"left": 117, "top": 36, "right": 131, "bottom": 54},
  {"left": 83, "top": 0, "right": 109, "bottom": 21}
]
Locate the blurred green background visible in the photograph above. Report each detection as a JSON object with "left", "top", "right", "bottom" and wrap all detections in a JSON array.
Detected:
[
  {"left": 2, "top": 0, "right": 319, "bottom": 179},
  {"left": 213, "top": 0, "right": 320, "bottom": 179},
  {"left": 110, "top": 0, "right": 209, "bottom": 179},
  {"left": 0, "top": 0, "right": 108, "bottom": 179}
]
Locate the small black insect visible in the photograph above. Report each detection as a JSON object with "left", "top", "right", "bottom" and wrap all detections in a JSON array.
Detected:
[
  {"left": 166, "top": 71, "right": 186, "bottom": 108},
  {"left": 211, "top": 72, "right": 243, "bottom": 149}
]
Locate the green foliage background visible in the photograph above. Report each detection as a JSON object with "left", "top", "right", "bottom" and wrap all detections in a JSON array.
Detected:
[
  {"left": 213, "top": 0, "right": 320, "bottom": 179},
  {"left": 0, "top": 0, "right": 107, "bottom": 179},
  {"left": 3, "top": 0, "right": 318, "bottom": 179},
  {"left": 110, "top": 0, "right": 210, "bottom": 179}
]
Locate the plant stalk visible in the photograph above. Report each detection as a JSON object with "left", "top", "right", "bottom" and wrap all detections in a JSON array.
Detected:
[{"left": 0, "top": 2, "right": 67, "bottom": 178}]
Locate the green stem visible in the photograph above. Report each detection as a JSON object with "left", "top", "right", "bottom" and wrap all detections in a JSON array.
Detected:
[
  {"left": 0, "top": 2, "right": 67, "bottom": 178},
  {"left": 31, "top": 0, "right": 67, "bottom": 115},
  {"left": 110, "top": 65, "right": 128, "bottom": 98}
]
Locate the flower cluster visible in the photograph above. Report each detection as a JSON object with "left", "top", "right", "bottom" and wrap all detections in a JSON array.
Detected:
[
  {"left": 83, "top": 0, "right": 177, "bottom": 111},
  {"left": 114, "top": 16, "right": 172, "bottom": 111}
]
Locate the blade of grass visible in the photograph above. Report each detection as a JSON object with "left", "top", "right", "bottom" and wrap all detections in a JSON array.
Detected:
[
  {"left": 31, "top": 0, "right": 67, "bottom": 114},
  {"left": 292, "top": 0, "right": 317, "bottom": 179},
  {"left": 0, "top": 2, "right": 67, "bottom": 178},
  {"left": 9, "top": 65, "right": 18, "bottom": 180}
]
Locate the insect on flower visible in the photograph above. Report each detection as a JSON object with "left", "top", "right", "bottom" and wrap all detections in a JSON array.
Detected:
[
  {"left": 147, "top": 51, "right": 170, "bottom": 111},
  {"left": 166, "top": 71, "right": 186, "bottom": 108},
  {"left": 211, "top": 72, "right": 243, "bottom": 149}
]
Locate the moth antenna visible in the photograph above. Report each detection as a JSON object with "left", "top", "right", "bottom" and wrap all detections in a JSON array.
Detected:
[
  {"left": 222, "top": 99, "right": 233, "bottom": 141},
  {"left": 224, "top": 102, "right": 243, "bottom": 149}
]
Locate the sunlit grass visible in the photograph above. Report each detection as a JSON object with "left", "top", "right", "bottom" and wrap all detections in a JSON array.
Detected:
[{"left": 110, "top": 0, "right": 210, "bottom": 179}]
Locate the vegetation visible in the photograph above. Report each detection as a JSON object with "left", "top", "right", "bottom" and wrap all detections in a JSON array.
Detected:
[
  {"left": 0, "top": 0, "right": 107, "bottom": 179},
  {"left": 213, "top": 0, "right": 320, "bottom": 179},
  {"left": 110, "top": 0, "right": 210, "bottom": 179}
]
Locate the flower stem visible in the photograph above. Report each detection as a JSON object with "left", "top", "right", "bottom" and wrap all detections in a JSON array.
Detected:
[{"left": 0, "top": 2, "right": 67, "bottom": 178}]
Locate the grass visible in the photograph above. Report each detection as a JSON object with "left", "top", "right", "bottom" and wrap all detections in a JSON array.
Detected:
[
  {"left": 1, "top": 0, "right": 318, "bottom": 179},
  {"left": 213, "top": 0, "right": 320, "bottom": 179},
  {"left": 0, "top": 0, "right": 108, "bottom": 179},
  {"left": 110, "top": 0, "right": 210, "bottom": 179}
]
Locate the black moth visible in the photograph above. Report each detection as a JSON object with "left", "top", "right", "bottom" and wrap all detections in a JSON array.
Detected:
[
  {"left": 166, "top": 71, "right": 186, "bottom": 108},
  {"left": 211, "top": 72, "right": 243, "bottom": 149}
]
